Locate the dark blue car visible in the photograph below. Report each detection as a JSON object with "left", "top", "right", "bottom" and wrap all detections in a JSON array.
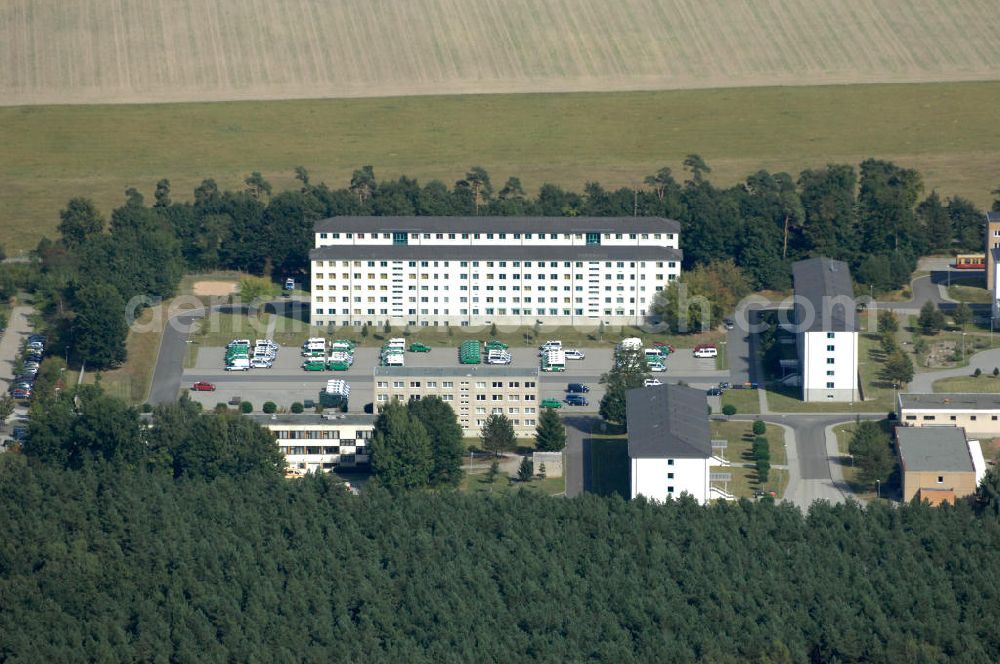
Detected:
[{"left": 565, "top": 394, "right": 589, "bottom": 406}]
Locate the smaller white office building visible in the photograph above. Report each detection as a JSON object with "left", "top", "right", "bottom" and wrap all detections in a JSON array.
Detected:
[
  {"left": 250, "top": 413, "right": 375, "bottom": 475},
  {"left": 626, "top": 384, "right": 711, "bottom": 504},
  {"left": 792, "top": 257, "right": 859, "bottom": 402}
]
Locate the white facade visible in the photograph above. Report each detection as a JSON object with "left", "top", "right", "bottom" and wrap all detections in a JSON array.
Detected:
[
  {"left": 252, "top": 414, "right": 374, "bottom": 475},
  {"left": 310, "top": 217, "right": 682, "bottom": 328},
  {"left": 630, "top": 457, "right": 710, "bottom": 504},
  {"left": 798, "top": 329, "right": 859, "bottom": 402}
]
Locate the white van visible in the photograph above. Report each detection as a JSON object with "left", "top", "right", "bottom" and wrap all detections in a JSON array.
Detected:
[
  {"left": 382, "top": 353, "right": 404, "bottom": 367},
  {"left": 538, "top": 340, "right": 562, "bottom": 355},
  {"left": 617, "top": 337, "right": 643, "bottom": 352},
  {"left": 693, "top": 347, "right": 718, "bottom": 359},
  {"left": 385, "top": 338, "right": 406, "bottom": 350},
  {"left": 226, "top": 358, "right": 250, "bottom": 371}
]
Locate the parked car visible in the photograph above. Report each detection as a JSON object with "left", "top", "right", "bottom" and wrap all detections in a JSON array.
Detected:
[
  {"left": 723, "top": 318, "right": 735, "bottom": 330},
  {"left": 649, "top": 363, "right": 667, "bottom": 372},
  {"left": 566, "top": 383, "right": 590, "bottom": 393},
  {"left": 565, "top": 394, "right": 589, "bottom": 406},
  {"left": 706, "top": 387, "right": 722, "bottom": 396},
  {"left": 250, "top": 358, "right": 273, "bottom": 369},
  {"left": 484, "top": 340, "right": 508, "bottom": 351},
  {"left": 643, "top": 379, "right": 663, "bottom": 387},
  {"left": 540, "top": 398, "right": 562, "bottom": 409},
  {"left": 191, "top": 381, "right": 217, "bottom": 392},
  {"left": 10, "top": 426, "right": 28, "bottom": 442},
  {"left": 10, "top": 388, "right": 32, "bottom": 400},
  {"left": 27, "top": 335, "right": 47, "bottom": 344},
  {"left": 408, "top": 343, "right": 432, "bottom": 353},
  {"left": 693, "top": 347, "right": 718, "bottom": 359},
  {"left": 564, "top": 349, "right": 586, "bottom": 360}
]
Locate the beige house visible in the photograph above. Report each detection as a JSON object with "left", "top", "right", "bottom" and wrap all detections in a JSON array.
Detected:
[
  {"left": 897, "top": 393, "right": 1000, "bottom": 436},
  {"left": 373, "top": 365, "right": 540, "bottom": 437},
  {"left": 895, "top": 426, "right": 985, "bottom": 504}
]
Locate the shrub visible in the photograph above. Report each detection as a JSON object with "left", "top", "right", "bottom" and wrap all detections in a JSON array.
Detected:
[
  {"left": 240, "top": 401, "right": 253, "bottom": 414},
  {"left": 722, "top": 404, "right": 737, "bottom": 416},
  {"left": 291, "top": 402, "right": 304, "bottom": 414},
  {"left": 262, "top": 401, "right": 277, "bottom": 414},
  {"left": 974, "top": 368, "right": 982, "bottom": 377},
  {"left": 141, "top": 403, "right": 153, "bottom": 413},
  {"left": 994, "top": 367, "right": 999, "bottom": 378},
  {"left": 214, "top": 403, "right": 228, "bottom": 413},
  {"left": 752, "top": 420, "right": 766, "bottom": 435}
]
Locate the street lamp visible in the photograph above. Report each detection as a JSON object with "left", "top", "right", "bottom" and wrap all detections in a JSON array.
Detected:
[
  {"left": 875, "top": 479, "right": 880, "bottom": 501},
  {"left": 962, "top": 332, "right": 967, "bottom": 362}
]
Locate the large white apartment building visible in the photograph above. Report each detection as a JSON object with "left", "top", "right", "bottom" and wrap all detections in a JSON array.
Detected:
[
  {"left": 309, "top": 216, "right": 682, "bottom": 328},
  {"left": 791, "top": 257, "right": 860, "bottom": 402}
]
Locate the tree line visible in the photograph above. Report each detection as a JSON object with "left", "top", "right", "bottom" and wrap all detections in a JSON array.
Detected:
[
  {"left": 3, "top": 435, "right": 1000, "bottom": 661},
  {"left": 19, "top": 159, "right": 1000, "bottom": 369}
]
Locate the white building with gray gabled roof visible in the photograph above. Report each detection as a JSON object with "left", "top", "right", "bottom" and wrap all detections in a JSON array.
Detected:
[
  {"left": 792, "top": 257, "right": 860, "bottom": 402},
  {"left": 626, "top": 384, "right": 711, "bottom": 504}
]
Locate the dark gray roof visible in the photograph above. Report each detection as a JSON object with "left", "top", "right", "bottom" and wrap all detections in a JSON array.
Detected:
[
  {"left": 792, "top": 257, "right": 858, "bottom": 333},
  {"left": 315, "top": 216, "right": 680, "bottom": 234},
  {"left": 247, "top": 413, "right": 376, "bottom": 427},
  {"left": 625, "top": 384, "right": 711, "bottom": 459},
  {"left": 373, "top": 366, "right": 539, "bottom": 378},
  {"left": 987, "top": 211, "right": 1000, "bottom": 223},
  {"left": 311, "top": 245, "right": 682, "bottom": 262},
  {"left": 899, "top": 392, "right": 1000, "bottom": 411},
  {"left": 896, "top": 426, "right": 973, "bottom": 473}
]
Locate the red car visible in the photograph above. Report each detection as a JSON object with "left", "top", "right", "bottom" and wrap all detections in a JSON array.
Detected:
[{"left": 191, "top": 381, "right": 216, "bottom": 392}]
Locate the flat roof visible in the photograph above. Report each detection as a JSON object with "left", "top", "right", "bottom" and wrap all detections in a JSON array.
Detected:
[
  {"left": 791, "top": 256, "right": 858, "bottom": 333},
  {"left": 314, "top": 216, "right": 681, "bottom": 234},
  {"left": 896, "top": 426, "right": 973, "bottom": 473},
  {"left": 247, "top": 413, "right": 376, "bottom": 427},
  {"left": 373, "top": 365, "right": 539, "bottom": 378},
  {"left": 899, "top": 393, "right": 1000, "bottom": 411},
  {"left": 625, "top": 384, "right": 711, "bottom": 459},
  {"left": 310, "top": 244, "right": 682, "bottom": 262}
]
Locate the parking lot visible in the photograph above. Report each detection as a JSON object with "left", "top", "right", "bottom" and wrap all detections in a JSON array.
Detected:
[{"left": 181, "top": 343, "right": 729, "bottom": 414}]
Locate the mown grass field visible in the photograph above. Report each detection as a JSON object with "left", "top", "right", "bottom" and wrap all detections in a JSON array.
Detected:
[
  {"left": 3, "top": 81, "right": 1000, "bottom": 254},
  {"left": 6, "top": 0, "right": 1000, "bottom": 107}
]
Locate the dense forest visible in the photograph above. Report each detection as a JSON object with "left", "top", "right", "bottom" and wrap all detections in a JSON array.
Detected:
[
  {"left": 6, "top": 377, "right": 1000, "bottom": 660},
  {"left": 2, "top": 451, "right": 1000, "bottom": 661},
  {"left": 12, "top": 157, "right": 998, "bottom": 369}
]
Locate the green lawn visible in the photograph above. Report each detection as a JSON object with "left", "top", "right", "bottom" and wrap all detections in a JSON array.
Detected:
[
  {"left": 460, "top": 472, "right": 565, "bottom": 497},
  {"left": 710, "top": 420, "right": 787, "bottom": 467},
  {"left": 4, "top": 81, "right": 1000, "bottom": 253},
  {"left": 188, "top": 307, "right": 722, "bottom": 351},
  {"left": 947, "top": 284, "right": 992, "bottom": 304},
  {"left": 764, "top": 386, "right": 891, "bottom": 414},
  {"left": 87, "top": 304, "right": 167, "bottom": 404},
  {"left": 832, "top": 423, "right": 878, "bottom": 501},
  {"left": 720, "top": 389, "right": 760, "bottom": 416},
  {"left": 932, "top": 375, "right": 1000, "bottom": 393},
  {"left": 720, "top": 467, "right": 788, "bottom": 502},
  {"left": 589, "top": 437, "right": 630, "bottom": 499}
]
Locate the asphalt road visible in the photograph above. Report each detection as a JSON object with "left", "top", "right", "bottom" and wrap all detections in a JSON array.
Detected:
[{"left": 148, "top": 298, "right": 309, "bottom": 405}]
